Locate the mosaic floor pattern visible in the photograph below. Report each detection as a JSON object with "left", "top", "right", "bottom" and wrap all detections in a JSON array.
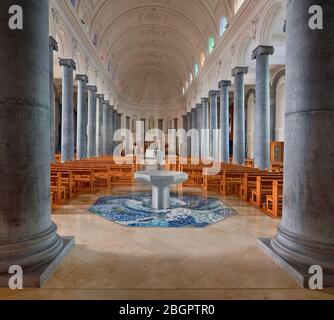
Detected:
[{"left": 89, "top": 192, "right": 237, "bottom": 228}]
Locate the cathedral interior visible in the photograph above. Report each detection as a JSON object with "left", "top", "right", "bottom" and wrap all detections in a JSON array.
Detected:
[{"left": 0, "top": 0, "right": 333, "bottom": 301}]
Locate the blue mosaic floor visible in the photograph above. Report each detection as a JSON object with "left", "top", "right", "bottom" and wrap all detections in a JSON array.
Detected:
[{"left": 89, "top": 192, "right": 236, "bottom": 228}]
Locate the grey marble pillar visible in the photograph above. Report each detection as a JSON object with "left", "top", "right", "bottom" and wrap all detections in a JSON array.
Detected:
[
  {"left": 109, "top": 105, "right": 115, "bottom": 154},
  {"left": 209, "top": 90, "right": 220, "bottom": 160},
  {"left": 191, "top": 108, "right": 197, "bottom": 157},
  {"left": 49, "top": 37, "right": 58, "bottom": 163},
  {"left": 76, "top": 75, "right": 88, "bottom": 160},
  {"left": 219, "top": 80, "right": 231, "bottom": 163},
  {"left": 252, "top": 46, "right": 274, "bottom": 170},
  {"left": 186, "top": 112, "right": 192, "bottom": 158},
  {"left": 201, "top": 98, "right": 210, "bottom": 159},
  {"left": 87, "top": 86, "right": 97, "bottom": 158},
  {"left": 196, "top": 103, "right": 202, "bottom": 157},
  {"left": 113, "top": 110, "right": 118, "bottom": 152},
  {"left": 60, "top": 59, "right": 76, "bottom": 163},
  {"left": 259, "top": 0, "right": 334, "bottom": 287},
  {"left": 96, "top": 94, "right": 104, "bottom": 157},
  {"left": 0, "top": 0, "right": 73, "bottom": 287},
  {"left": 102, "top": 100, "right": 110, "bottom": 155},
  {"left": 232, "top": 67, "right": 248, "bottom": 165}
]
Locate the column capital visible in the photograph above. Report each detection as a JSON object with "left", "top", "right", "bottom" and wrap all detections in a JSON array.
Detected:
[
  {"left": 232, "top": 66, "right": 248, "bottom": 77},
  {"left": 201, "top": 97, "right": 209, "bottom": 104},
  {"left": 252, "top": 45, "right": 274, "bottom": 60},
  {"left": 96, "top": 94, "right": 104, "bottom": 100},
  {"left": 196, "top": 103, "right": 202, "bottom": 109},
  {"left": 209, "top": 90, "right": 220, "bottom": 98},
  {"left": 219, "top": 80, "right": 231, "bottom": 88},
  {"left": 87, "top": 85, "right": 97, "bottom": 93},
  {"left": 76, "top": 74, "right": 88, "bottom": 83},
  {"left": 49, "top": 36, "right": 58, "bottom": 52},
  {"left": 59, "top": 59, "right": 76, "bottom": 70},
  {"left": 104, "top": 100, "right": 110, "bottom": 106}
]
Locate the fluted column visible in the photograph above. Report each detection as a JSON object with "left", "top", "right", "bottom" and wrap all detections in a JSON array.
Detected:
[
  {"left": 232, "top": 67, "right": 248, "bottom": 165},
  {"left": 209, "top": 90, "right": 220, "bottom": 160},
  {"left": 102, "top": 100, "right": 110, "bottom": 155},
  {"left": 0, "top": 0, "right": 73, "bottom": 287},
  {"left": 259, "top": 0, "right": 334, "bottom": 287},
  {"left": 59, "top": 59, "right": 76, "bottom": 163},
  {"left": 76, "top": 75, "right": 88, "bottom": 160},
  {"left": 219, "top": 80, "right": 231, "bottom": 163},
  {"left": 49, "top": 37, "right": 58, "bottom": 163},
  {"left": 252, "top": 45, "right": 274, "bottom": 169},
  {"left": 96, "top": 94, "right": 104, "bottom": 157},
  {"left": 201, "top": 98, "right": 210, "bottom": 159}
]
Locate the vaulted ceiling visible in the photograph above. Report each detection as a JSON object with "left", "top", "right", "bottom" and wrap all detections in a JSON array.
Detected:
[{"left": 74, "top": 0, "right": 235, "bottom": 106}]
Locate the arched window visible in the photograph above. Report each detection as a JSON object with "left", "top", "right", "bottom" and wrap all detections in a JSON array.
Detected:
[
  {"left": 182, "top": 87, "right": 185, "bottom": 95},
  {"left": 185, "top": 81, "right": 189, "bottom": 89},
  {"left": 208, "top": 36, "right": 215, "bottom": 54},
  {"left": 200, "top": 53, "right": 206, "bottom": 66},
  {"left": 219, "top": 17, "right": 228, "bottom": 37},
  {"left": 189, "top": 73, "right": 193, "bottom": 83},
  {"left": 194, "top": 63, "right": 199, "bottom": 76}
]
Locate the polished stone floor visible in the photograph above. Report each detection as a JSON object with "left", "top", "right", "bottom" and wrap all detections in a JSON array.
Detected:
[{"left": 1, "top": 185, "right": 333, "bottom": 300}]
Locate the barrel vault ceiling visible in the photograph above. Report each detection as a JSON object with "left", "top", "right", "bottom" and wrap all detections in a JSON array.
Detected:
[{"left": 74, "top": 0, "right": 234, "bottom": 106}]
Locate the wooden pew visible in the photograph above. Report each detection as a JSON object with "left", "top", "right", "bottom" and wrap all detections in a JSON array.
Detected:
[
  {"left": 180, "top": 165, "right": 208, "bottom": 191},
  {"left": 220, "top": 170, "right": 245, "bottom": 196},
  {"left": 266, "top": 180, "right": 283, "bottom": 218},
  {"left": 240, "top": 170, "right": 269, "bottom": 201},
  {"left": 251, "top": 176, "right": 283, "bottom": 209}
]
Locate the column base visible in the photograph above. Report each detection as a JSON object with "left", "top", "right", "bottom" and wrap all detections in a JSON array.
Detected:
[
  {"left": 258, "top": 238, "right": 334, "bottom": 288},
  {"left": 0, "top": 236, "right": 74, "bottom": 288}
]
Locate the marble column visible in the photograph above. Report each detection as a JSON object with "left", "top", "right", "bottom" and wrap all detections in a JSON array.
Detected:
[
  {"left": 109, "top": 105, "right": 115, "bottom": 154},
  {"left": 49, "top": 37, "right": 58, "bottom": 163},
  {"left": 0, "top": 0, "right": 73, "bottom": 287},
  {"left": 219, "top": 80, "right": 231, "bottom": 163},
  {"left": 96, "top": 94, "right": 104, "bottom": 157},
  {"left": 259, "top": 0, "right": 334, "bottom": 287},
  {"left": 186, "top": 112, "right": 192, "bottom": 158},
  {"left": 252, "top": 46, "right": 274, "bottom": 170},
  {"left": 76, "top": 75, "right": 88, "bottom": 160},
  {"left": 60, "top": 59, "right": 76, "bottom": 163},
  {"left": 87, "top": 86, "right": 97, "bottom": 158},
  {"left": 209, "top": 90, "right": 220, "bottom": 160},
  {"left": 196, "top": 103, "right": 202, "bottom": 157},
  {"left": 201, "top": 98, "right": 210, "bottom": 159},
  {"left": 232, "top": 67, "right": 248, "bottom": 165},
  {"left": 191, "top": 108, "right": 197, "bottom": 157},
  {"left": 102, "top": 100, "right": 110, "bottom": 155}
]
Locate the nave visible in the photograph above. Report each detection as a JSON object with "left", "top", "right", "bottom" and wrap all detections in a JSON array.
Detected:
[{"left": 0, "top": 0, "right": 333, "bottom": 300}]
